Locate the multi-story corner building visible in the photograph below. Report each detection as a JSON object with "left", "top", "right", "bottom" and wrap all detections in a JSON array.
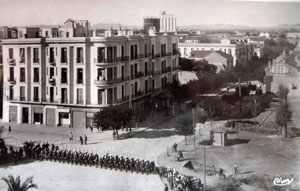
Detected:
[
  {"left": 179, "top": 37, "right": 252, "bottom": 66},
  {"left": 1, "top": 19, "right": 179, "bottom": 128}
]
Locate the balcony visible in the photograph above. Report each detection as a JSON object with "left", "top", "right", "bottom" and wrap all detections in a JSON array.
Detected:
[
  {"left": 94, "top": 56, "right": 125, "bottom": 66},
  {"left": 161, "top": 52, "right": 172, "bottom": 57},
  {"left": 49, "top": 57, "right": 56, "bottom": 66},
  {"left": 172, "top": 66, "right": 179, "bottom": 70},
  {"left": 7, "top": 58, "right": 16, "bottom": 65},
  {"left": 116, "top": 96, "right": 130, "bottom": 103},
  {"left": 173, "top": 50, "right": 180, "bottom": 55},
  {"left": 153, "top": 70, "right": 161, "bottom": 76},
  {"left": 19, "top": 58, "right": 26, "bottom": 64},
  {"left": 152, "top": 53, "right": 161, "bottom": 59},
  {"left": 131, "top": 90, "right": 144, "bottom": 99},
  {"left": 20, "top": 97, "right": 26, "bottom": 101},
  {"left": 162, "top": 67, "right": 172, "bottom": 74},
  {"left": 48, "top": 77, "right": 56, "bottom": 85},
  {"left": 7, "top": 77, "right": 16, "bottom": 84},
  {"left": 131, "top": 72, "right": 144, "bottom": 80}
]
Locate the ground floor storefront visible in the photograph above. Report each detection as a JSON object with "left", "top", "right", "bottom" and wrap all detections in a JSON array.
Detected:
[{"left": 3, "top": 103, "right": 99, "bottom": 128}]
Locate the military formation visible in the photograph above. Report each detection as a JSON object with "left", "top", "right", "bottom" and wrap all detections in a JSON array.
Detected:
[
  {"left": 0, "top": 140, "right": 204, "bottom": 190},
  {"left": 21, "top": 141, "right": 156, "bottom": 174}
]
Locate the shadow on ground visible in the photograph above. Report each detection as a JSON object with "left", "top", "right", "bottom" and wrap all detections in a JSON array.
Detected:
[
  {"left": 226, "top": 138, "right": 250, "bottom": 146},
  {"left": 130, "top": 129, "right": 176, "bottom": 139}
]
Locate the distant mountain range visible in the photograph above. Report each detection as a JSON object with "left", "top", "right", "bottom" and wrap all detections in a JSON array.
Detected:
[
  {"left": 91, "top": 22, "right": 300, "bottom": 32},
  {"left": 178, "top": 23, "right": 300, "bottom": 31},
  {"left": 1, "top": 22, "right": 299, "bottom": 32}
]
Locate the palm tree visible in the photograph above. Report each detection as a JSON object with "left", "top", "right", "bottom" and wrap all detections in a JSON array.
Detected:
[{"left": 2, "top": 175, "right": 37, "bottom": 191}]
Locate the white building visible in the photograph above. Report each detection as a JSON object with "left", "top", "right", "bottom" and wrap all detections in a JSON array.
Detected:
[
  {"left": 2, "top": 20, "right": 179, "bottom": 127},
  {"left": 179, "top": 37, "right": 252, "bottom": 66},
  {"left": 159, "top": 11, "right": 177, "bottom": 33}
]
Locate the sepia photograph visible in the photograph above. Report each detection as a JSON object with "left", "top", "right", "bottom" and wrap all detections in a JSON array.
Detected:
[{"left": 0, "top": 0, "right": 299, "bottom": 190}]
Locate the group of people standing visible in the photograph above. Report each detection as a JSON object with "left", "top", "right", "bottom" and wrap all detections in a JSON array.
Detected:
[{"left": 69, "top": 132, "right": 88, "bottom": 145}]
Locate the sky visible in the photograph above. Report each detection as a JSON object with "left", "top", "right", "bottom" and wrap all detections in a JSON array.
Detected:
[{"left": 0, "top": 0, "right": 300, "bottom": 27}]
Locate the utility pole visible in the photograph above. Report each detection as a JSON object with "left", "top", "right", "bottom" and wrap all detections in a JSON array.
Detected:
[
  {"left": 193, "top": 108, "right": 195, "bottom": 149},
  {"left": 254, "top": 98, "right": 257, "bottom": 124},
  {"left": 238, "top": 78, "right": 242, "bottom": 113},
  {"left": 203, "top": 146, "right": 206, "bottom": 191}
]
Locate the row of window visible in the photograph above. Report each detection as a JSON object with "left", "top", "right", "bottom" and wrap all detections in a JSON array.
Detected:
[
  {"left": 9, "top": 48, "right": 39, "bottom": 63},
  {"left": 8, "top": 67, "right": 83, "bottom": 84},
  {"left": 8, "top": 44, "right": 178, "bottom": 65}
]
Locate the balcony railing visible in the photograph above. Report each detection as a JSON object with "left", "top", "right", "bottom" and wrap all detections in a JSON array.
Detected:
[
  {"left": 131, "top": 90, "right": 144, "bottom": 99},
  {"left": 20, "top": 97, "right": 26, "bottom": 101},
  {"left": 49, "top": 77, "right": 56, "bottom": 85},
  {"left": 94, "top": 56, "right": 127, "bottom": 65},
  {"left": 153, "top": 70, "right": 161, "bottom": 75},
  {"left": 7, "top": 77, "right": 16, "bottom": 84},
  {"left": 49, "top": 57, "right": 56, "bottom": 66},
  {"left": 33, "top": 97, "right": 39, "bottom": 102},
  {"left": 162, "top": 67, "right": 172, "bottom": 74},
  {"left": 7, "top": 58, "right": 16, "bottom": 65},
  {"left": 161, "top": 52, "right": 172, "bottom": 57},
  {"left": 131, "top": 72, "right": 144, "bottom": 80},
  {"left": 152, "top": 53, "right": 161, "bottom": 58},
  {"left": 19, "top": 58, "right": 26, "bottom": 64},
  {"left": 116, "top": 96, "right": 130, "bottom": 103},
  {"left": 173, "top": 50, "right": 180, "bottom": 55}
]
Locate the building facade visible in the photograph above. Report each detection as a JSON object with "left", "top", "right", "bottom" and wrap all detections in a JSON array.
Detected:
[
  {"left": 2, "top": 21, "right": 179, "bottom": 127},
  {"left": 179, "top": 37, "right": 252, "bottom": 66},
  {"left": 265, "top": 42, "right": 300, "bottom": 95},
  {"left": 190, "top": 50, "right": 234, "bottom": 72}
]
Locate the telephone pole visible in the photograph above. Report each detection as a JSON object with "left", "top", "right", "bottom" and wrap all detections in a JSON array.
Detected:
[
  {"left": 193, "top": 108, "right": 195, "bottom": 149},
  {"left": 203, "top": 146, "right": 206, "bottom": 191}
]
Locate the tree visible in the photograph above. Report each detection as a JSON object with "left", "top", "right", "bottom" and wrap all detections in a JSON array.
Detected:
[
  {"left": 175, "top": 118, "right": 193, "bottom": 144},
  {"left": 195, "top": 107, "right": 208, "bottom": 135},
  {"left": 276, "top": 102, "right": 291, "bottom": 138},
  {"left": 193, "top": 59, "right": 217, "bottom": 80},
  {"left": 277, "top": 84, "right": 289, "bottom": 105},
  {"left": 168, "top": 80, "right": 185, "bottom": 112},
  {"left": 2, "top": 175, "right": 37, "bottom": 191},
  {"left": 93, "top": 106, "right": 134, "bottom": 137}
]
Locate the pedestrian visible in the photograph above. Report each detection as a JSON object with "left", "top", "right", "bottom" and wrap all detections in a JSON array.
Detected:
[
  {"left": 90, "top": 126, "right": 93, "bottom": 132},
  {"left": 212, "top": 165, "right": 216, "bottom": 175},
  {"left": 197, "top": 178, "right": 202, "bottom": 189},
  {"left": 84, "top": 134, "right": 87, "bottom": 144},
  {"left": 69, "top": 132, "right": 73, "bottom": 142},
  {"left": 219, "top": 168, "right": 224, "bottom": 180},
  {"left": 8, "top": 126, "right": 11, "bottom": 134},
  {"left": 164, "top": 183, "right": 168, "bottom": 191},
  {"left": 80, "top": 136, "right": 83, "bottom": 145},
  {"left": 173, "top": 142, "right": 177, "bottom": 152},
  {"left": 234, "top": 163, "right": 238, "bottom": 175}
]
